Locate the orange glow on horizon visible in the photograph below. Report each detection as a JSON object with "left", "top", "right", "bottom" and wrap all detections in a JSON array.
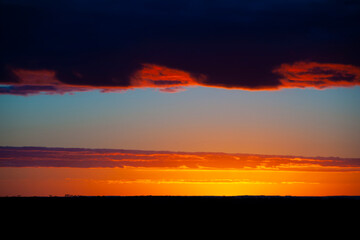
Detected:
[
  {"left": 1, "top": 147, "right": 359, "bottom": 196},
  {"left": 1, "top": 166, "right": 359, "bottom": 196}
]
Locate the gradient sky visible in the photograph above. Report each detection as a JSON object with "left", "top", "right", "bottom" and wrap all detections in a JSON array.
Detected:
[
  {"left": 1, "top": 0, "right": 360, "bottom": 196},
  {"left": 1, "top": 87, "right": 360, "bottom": 158}
]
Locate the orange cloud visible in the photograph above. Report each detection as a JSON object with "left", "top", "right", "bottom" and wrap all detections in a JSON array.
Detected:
[
  {"left": 131, "top": 63, "right": 204, "bottom": 92},
  {"left": 1, "top": 65, "right": 204, "bottom": 95},
  {"left": 131, "top": 62, "right": 360, "bottom": 92},
  {"left": 1, "top": 69, "right": 130, "bottom": 95},
  {"left": 274, "top": 62, "right": 360, "bottom": 89},
  {"left": 13, "top": 69, "right": 60, "bottom": 85}
]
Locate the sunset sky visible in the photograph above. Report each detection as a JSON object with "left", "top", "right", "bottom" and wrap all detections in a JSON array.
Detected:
[{"left": 0, "top": 0, "right": 359, "bottom": 196}]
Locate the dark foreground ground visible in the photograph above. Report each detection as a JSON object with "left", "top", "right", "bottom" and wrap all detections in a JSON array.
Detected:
[
  {"left": 3, "top": 195, "right": 359, "bottom": 202},
  {"left": 3, "top": 195, "right": 359, "bottom": 201},
  {"left": 2, "top": 196, "right": 359, "bottom": 230},
  {"left": 2, "top": 195, "right": 359, "bottom": 210}
]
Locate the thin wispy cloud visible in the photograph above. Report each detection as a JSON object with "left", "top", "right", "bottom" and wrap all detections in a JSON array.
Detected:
[{"left": 1, "top": 147, "right": 359, "bottom": 171}]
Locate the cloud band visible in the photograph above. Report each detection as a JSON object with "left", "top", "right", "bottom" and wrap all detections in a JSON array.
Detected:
[
  {"left": 1, "top": 147, "right": 359, "bottom": 171},
  {"left": 1, "top": 61, "right": 359, "bottom": 95}
]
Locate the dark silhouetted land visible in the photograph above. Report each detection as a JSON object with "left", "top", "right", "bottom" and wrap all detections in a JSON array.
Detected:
[
  {"left": 2, "top": 195, "right": 359, "bottom": 211},
  {"left": 2, "top": 196, "right": 359, "bottom": 227}
]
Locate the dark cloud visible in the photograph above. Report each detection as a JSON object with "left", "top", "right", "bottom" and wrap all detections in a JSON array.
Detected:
[{"left": 1, "top": 0, "right": 360, "bottom": 95}]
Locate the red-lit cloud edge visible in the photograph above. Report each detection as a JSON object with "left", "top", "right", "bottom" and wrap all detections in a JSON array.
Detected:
[
  {"left": 1, "top": 62, "right": 360, "bottom": 95},
  {"left": 0, "top": 146, "right": 359, "bottom": 172}
]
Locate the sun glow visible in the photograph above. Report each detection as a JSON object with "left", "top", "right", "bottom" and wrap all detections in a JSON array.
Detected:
[{"left": 1, "top": 166, "right": 359, "bottom": 196}]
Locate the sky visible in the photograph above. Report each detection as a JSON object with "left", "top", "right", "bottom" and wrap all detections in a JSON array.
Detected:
[{"left": 0, "top": 0, "right": 359, "bottom": 196}]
